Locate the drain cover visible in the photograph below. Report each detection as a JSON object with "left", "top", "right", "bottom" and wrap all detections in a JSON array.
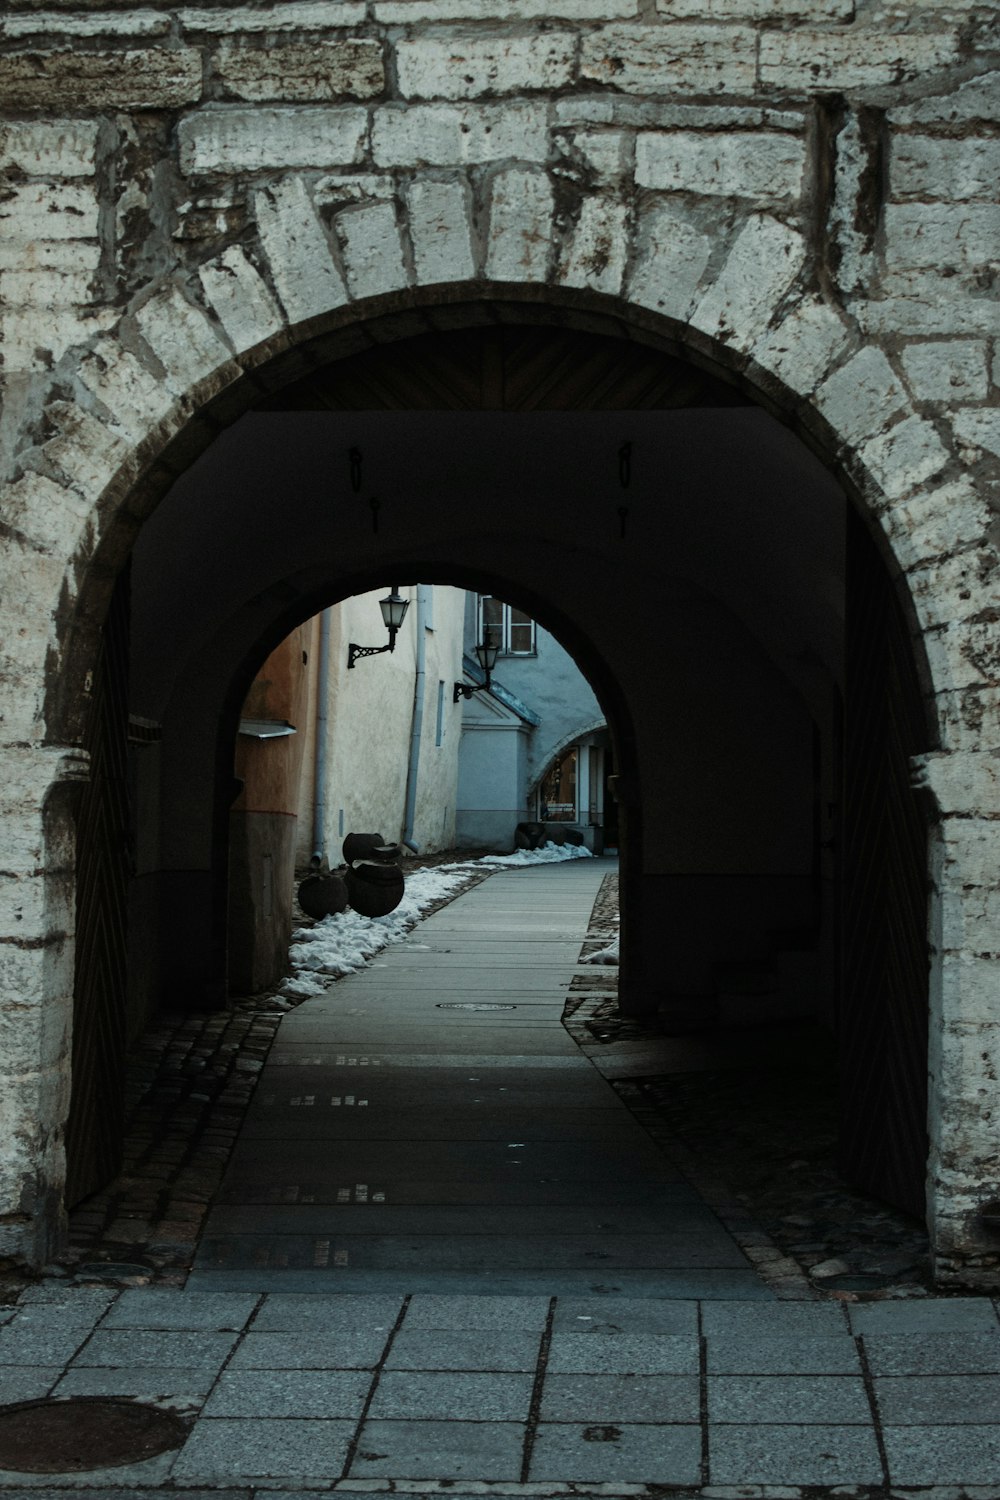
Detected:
[
  {"left": 819, "top": 1272, "right": 896, "bottom": 1291},
  {"left": 0, "top": 1398, "right": 187, "bottom": 1472},
  {"left": 436, "top": 1002, "right": 516, "bottom": 1011},
  {"left": 75, "top": 1262, "right": 151, "bottom": 1281}
]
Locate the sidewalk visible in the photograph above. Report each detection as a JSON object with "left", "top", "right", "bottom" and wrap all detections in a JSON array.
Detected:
[
  {"left": 2, "top": 860, "right": 1000, "bottom": 1494},
  {"left": 4, "top": 1281, "right": 1000, "bottom": 1491},
  {"left": 190, "top": 859, "right": 757, "bottom": 1296}
]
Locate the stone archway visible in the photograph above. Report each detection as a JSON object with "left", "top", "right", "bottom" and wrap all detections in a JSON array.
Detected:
[
  {"left": 1, "top": 260, "right": 995, "bottom": 1276},
  {"left": 42, "top": 311, "right": 932, "bottom": 1273}
]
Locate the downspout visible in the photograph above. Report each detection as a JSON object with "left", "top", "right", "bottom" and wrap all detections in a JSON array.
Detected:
[
  {"left": 311, "top": 607, "right": 332, "bottom": 867},
  {"left": 402, "top": 585, "right": 428, "bottom": 852}
]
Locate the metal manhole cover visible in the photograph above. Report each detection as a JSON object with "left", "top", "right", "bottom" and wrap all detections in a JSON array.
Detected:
[
  {"left": 436, "top": 1002, "right": 517, "bottom": 1011},
  {"left": 818, "top": 1272, "right": 896, "bottom": 1291},
  {"left": 76, "top": 1262, "right": 151, "bottom": 1281},
  {"left": 0, "top": 1398, "right": 188, "bottom": 1472}
]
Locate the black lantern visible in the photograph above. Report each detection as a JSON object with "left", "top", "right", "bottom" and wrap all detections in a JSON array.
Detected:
[
  {"left": 347, "top": 587, "right": 410, "bottom": 668},
  {"left": 454, "top": 625, "right": 501, "bottom": 702}
]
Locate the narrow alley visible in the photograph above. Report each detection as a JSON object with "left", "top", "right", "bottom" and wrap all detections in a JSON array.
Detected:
[
  {"left": 192, "top": 858, "right": 756, "bottom": 1295},
  {"left": 1, "top": 860, "right": 999, "bottom": 1493}
]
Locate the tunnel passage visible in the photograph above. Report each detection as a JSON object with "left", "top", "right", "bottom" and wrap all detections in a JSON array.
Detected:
[{"left": 67, "top": 318, "right": 932, "bottom": 1235}]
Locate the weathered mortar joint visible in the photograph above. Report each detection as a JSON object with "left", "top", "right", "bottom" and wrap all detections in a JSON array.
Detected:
[{"left": 551, "top": 130, "right": 606, "bottom": 199}]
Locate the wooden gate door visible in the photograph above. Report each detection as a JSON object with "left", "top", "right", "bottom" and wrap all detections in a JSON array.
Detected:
[
  {"left": 839, "top": 508, "right": 930, "bottom": 1220},
  {"left": 64, "top": 566, "right": 131, "bottom": 1207}
]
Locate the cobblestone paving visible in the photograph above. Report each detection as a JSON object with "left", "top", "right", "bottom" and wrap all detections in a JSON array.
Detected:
[
  {"left": 61, "top": 1007, "right": 277, "bottom": 1283},
  {"left": 566, "top": 876, "right": 936, "bottom": 1301}
]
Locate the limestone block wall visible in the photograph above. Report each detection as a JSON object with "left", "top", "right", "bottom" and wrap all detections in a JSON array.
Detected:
[{"left": 0, "top": 0, "right": 997, "bottom": 1271}]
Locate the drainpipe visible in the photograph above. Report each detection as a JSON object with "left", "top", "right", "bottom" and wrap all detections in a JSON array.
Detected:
[
  {"left": 402, "top": 585, "right": 428, "bottom": 853},
  {"left": 311, "top": 607, "right": 332, "bottom": 867}
]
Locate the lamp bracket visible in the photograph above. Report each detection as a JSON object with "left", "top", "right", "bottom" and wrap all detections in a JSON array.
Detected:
[
  {"left": 453, "top": 676, "right": 492, "bottom": 703},
  {"left": 348, "top": 641, "right": 394, "bottom": 669}
]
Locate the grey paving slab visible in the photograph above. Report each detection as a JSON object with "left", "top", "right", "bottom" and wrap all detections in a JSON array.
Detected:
[
  {"left": 708, "top": 1374, "right": 871, "bottom": 1424},
  {"left": 71, "top": 1329, "right": 240, "bottom": 1369},
  {"left": 385, "top": 1328, "right": 541, "bottom": 1370},
  {"left": 0, "top": 1451, "right": 179, "bottom": 1489},
  {"left": 0, "top": 1493, "right": 252, "bottom": 1500},
  {"left": 342, "top": 967, "right": 577, "bottom": 986},
  {"left": 367, "top": 1370, "right": 534, "bottom": 1420},
  {"left": 253, "top": 1293, "right": 404, "bottom": 1330},
  {"left": 271, "top": 1032, "right": 583, "bottom": 1055},
  {"left": 199, "top": 1233, "right": 747, "bottom": 1273},
  {"left": 700, "top": 1301, "right": 850, "bottom": 1338},
  {"left": 529, "top": 1420, "right": 701, "bottom": 1483},
  {"left": 270, "top": 1018, "right": 583, "bottom": 1038},
  {"left": 547, "top": 1333, "right": 699, "bottom": 1375},
  {"left": 709, "top": 1423, "right": 885, "bottom": 1485},
  {"left": 0, "top": 1322, "right": 96, "bottom": 1365},
  {"left": 863, "top": 1330, "right": 1000, "bottom": 1375},
  {"left": 552, "top": 1298, "right": 698, "bottom": 1335},
  {"left": 706, "top": 1335, "right": 863, "bottom": 1374},
  {"left": 402, "top": 1293, "right": 550, "bottom": 1329},
  {"left": 227, "top": 1329, "right": 392, "bottom": 1369},
  {"left": 848, "top": 1295, "right": 999, "bottom": 1335},
  {"left": 292, "top": 988, "right": 574, "bottom": 1003},
  {"left": 208, "top": 1139, "right": 680, "bottom": 1184},
  {"left": 171, "top": 1418, "right": 355, "bottom": 1483},
  {"left": 539, "top": 1373, "right": 699, "bottom": 1422},
  {"left": 215, "top": 1177, "right": 693, "bottom": 1208},
  {"left": 206, "top": 1204, "right": 717, "bottom": 1237},
  {"left": 52, "top": 1365, "right": 217, "bottom": 1406},
  {"left": 289, "top": 1015, "right": 572, "bottom": 1032},
  {"left": 875, "top": 1372, "right": 1000, "bottom": 1423},
  {"left": 186, "top": 1267, "right": 772, "bottom": 1297},
  {"left": 12, "top": 1284, "right": 114, "bottom": 1308},
  {"left": 237, "top": 1108, "right": 650, "bottom": 1142},
  {"left": 264, "top": 1052, "right": 592, "bottom": 1069},
  {"left": 251, "top": 1077, "right": 621, "bottom": 1107},
  {"left": 202, "top": 1367, "right": 373, "bottom": 1418},
  {"left": 370, "top": 948, "right": 584, "bottom": 964},
  {"left": 101, "top": 1289, "right": 259, "bottom": 1330},
  {"left": 348, "top": 1418, "right": 524, "bottom": 1479},
  {"left": 883, "top": 1423, "right": 1000, "bottom": 1484},
  {"left": 391, "top": 941, "right": 600, "bottom": 954},
  {"left": 10, "top": 1286, "right": 116, "bottom": 1317},
  {"left": 0, "top": 1493, "right": 246, "bottom": 1500},
  {"left": 0, "top": 1366, "right": 60, "bottom": 1402}
]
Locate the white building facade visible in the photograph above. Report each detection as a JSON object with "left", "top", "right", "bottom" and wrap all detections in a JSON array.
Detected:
[{"left": 456, "top": 592, "right": 611, "bottom": 852}]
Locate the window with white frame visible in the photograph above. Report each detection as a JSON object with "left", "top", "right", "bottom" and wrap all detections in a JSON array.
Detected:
[{"left": 478, "top": 595, "right": 536, "bottom": 655}]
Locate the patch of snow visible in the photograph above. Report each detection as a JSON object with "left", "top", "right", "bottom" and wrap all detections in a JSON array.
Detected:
[
  {"left": 282, "top": 843, "right": 593, "bottom": 998},
  {"left": 583, "top": 935, "right": 619, "bottom": 965}
]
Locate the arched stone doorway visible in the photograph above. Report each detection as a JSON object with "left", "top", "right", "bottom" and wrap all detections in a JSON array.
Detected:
[{"left": 62, "top": 315, "right": 933, "bottom": 1263}]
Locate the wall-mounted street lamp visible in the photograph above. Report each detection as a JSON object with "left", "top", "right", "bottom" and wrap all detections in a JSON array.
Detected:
[
  {"left": 347, "top": 587, "right": 410, "bottom": 669},
  {"left": 454, "top": 626, "right": 502, "bottom": 702}
]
